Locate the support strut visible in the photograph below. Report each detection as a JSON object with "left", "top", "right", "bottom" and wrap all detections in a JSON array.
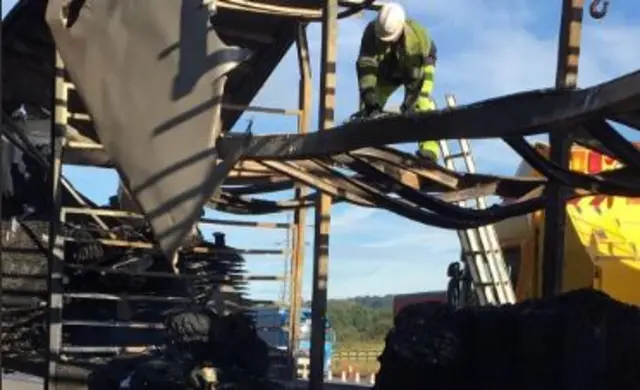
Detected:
[
  {"left": 309, "top": 0, "right": 338, "bottom": 387},
  {"left": 542, "top": 0, "right": 584, "bottom": 298}
]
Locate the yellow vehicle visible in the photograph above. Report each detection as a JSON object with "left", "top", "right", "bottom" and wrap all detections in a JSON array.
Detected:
[{"left": 494, "top": 143, "right": 640, "bottom": 306}]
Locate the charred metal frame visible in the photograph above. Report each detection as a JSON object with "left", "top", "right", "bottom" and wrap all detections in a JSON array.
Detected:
[
  {"left": 542, "top": 0, "right": 584, "bottom": 298},
  {"left": 0, "top": 0, "right": 637, "bottom": 389},
  {"left": 0, "top": 24, "right": 3, "bottom": 377}
]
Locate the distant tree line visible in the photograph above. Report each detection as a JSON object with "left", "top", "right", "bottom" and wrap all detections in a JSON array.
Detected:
[{"left": 326, "top": 295, "right": 395, "bottom": 347}]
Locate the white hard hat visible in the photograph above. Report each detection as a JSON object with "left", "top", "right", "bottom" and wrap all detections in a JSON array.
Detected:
[{"left": 374, "top": 3, "right": 406, "bottom": 42}]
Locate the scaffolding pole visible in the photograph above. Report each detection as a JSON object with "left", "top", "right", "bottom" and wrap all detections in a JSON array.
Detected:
[
  {"left": 45, "top": 51, "right": 68, "bottom": 390},
  {"left": 289, "top": 23, "right": 312, "bottom": 363},
  {"left": 542, "top": 0, "right": 584, "bottom": 297},
  {"left": 309, "top": 0, "right": 338, "bottom": 387},
  {"left": 0, "top": 15, "right": 4, "bottom": 379}
]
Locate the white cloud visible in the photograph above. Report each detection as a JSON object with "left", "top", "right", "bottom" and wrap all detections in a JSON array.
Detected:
[
  {"left": 406, "top": 0, "right": 537, "bottom": 34},
  {"left": 325, "top": 253, "right": 454, "bottom": 298},
  {"left": 331, "top": 205, "right": 378, "bottom": 230},
  {"left": 360, "top": 230, "right": 456, "bottom": 250},
  {"left": 439, "top": 18, "right": 639, "bottom": 99}
]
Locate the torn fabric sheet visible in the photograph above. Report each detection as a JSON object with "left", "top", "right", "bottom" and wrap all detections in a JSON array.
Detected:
[{"left": 45, "top": 0, "right": 251, "bottom": 260}]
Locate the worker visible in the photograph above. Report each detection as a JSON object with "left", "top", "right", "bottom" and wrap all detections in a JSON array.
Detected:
[{"left": 355, "top": 3, "right": 439, "bottom": 162}]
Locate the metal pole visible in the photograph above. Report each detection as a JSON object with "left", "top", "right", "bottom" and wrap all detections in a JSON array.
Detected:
[
  {"left": 0, "top": 18, "right": 4, "bottom": 382},
  {"left": 45, "top": 51, "right": 67, "bottom": 390},
  {"left": 289, "top": 23, "right": 312, "bottom": 364},
  {"left": 281, "top": 216, "right": 291, "bottom": 303},
  {"left": 542, "top": 0, "right": 584, "bottom": 298},
  {"left": 309, "top": 0, "right": 337, "bottom": 387}
]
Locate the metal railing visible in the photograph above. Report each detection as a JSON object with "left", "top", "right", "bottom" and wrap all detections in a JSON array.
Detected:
[{"left": 333, "top": 350, "right": 380, "bottom": 362}]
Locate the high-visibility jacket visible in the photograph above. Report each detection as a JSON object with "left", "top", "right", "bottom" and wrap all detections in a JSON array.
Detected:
[{"left": 356, "top": 19, "right": 437, "bottom": 102}]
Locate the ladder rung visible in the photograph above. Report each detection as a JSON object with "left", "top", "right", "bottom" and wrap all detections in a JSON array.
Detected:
[
  {"left": 462, "top": 253, "right": 503, "bottom": 259},
  {"left": 462, "top": 249, "right": 501, "bottom": 255},
  {"left": 63, "top": 320, "right": 164, "bottom": 329},
  {"left": 444, "top": 152, "right": 468, "bottom": 160},
  {"left": 61, "top": 346, "right": 124, "bottom": 353},
  {"left": 473, "top": 277, "right": 512, "bottom": 283},
  {"left": 64, "top": 292, "right": 191, "bottom": 303}
]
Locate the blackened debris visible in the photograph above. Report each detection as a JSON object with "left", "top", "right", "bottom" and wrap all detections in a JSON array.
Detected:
[
  {"left": 374, "top": 289, "right": 640, "bottom": 390},
  {"left": 88, "top": 306, "right": 274, "bottom": 390}
]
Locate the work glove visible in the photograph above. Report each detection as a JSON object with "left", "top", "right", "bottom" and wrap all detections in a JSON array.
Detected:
[
  {"left": 350, "top": 105, "right": 381, "bottom": 121},
  {"left": 364, "top": 104, "right": 383, "bottom": 118},
  {"left": 362, "top": 90, "right": 382, "bottom": 117},
  {"left": 400, "top": 91, "right": 420, "bottom": 114},
  {"left": 402, "top": 69, "right": 425, "bottom": 114}
]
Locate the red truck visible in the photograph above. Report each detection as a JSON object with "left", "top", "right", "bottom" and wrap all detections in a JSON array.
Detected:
[{"left": 392, "top": 291, "right": 448, "bottom": 317}]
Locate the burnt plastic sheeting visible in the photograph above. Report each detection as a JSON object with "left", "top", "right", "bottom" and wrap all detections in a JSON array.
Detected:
[
  {"left": 217, "top": 70, "right": 640, "bottom": 159},
  {"left": 504, "top": 137, "right": 640, "bottom": 194},
  {"left": 610, "top": 110, "right": 640, "bottom": 130},
  {"left": 45, "top": 0, "right": 252, "bottom": 260},
  {"left": 583, "top": 119, "right": 640, "bottom": 171}
]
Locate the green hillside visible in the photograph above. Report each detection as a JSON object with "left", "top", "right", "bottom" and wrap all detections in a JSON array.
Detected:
[{"left": 326, "top": 295, "right": 395, "bottom": 348}]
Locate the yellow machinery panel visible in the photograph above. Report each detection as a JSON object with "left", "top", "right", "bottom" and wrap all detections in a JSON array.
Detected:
[{"left": 495, "top": 143, "right": 640, "bottom": 305}]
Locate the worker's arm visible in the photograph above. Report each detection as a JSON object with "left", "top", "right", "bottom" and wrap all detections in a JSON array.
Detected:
[
  {"left": 356, "top": 23, "right": 380, "bottom": 110},
  {"left": 403, "top": 69, "right": 425, "bottom": 110},
  {"left": 404, "top": 41, "right": 436, "bottom": 105},
  {"left": 402, "top": 22, "right": 436, "bottom": 112}
]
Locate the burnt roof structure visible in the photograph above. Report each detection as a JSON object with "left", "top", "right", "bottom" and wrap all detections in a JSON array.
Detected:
[
  {"left": 4, "top": 0, "right": 638, "bottom": 228},
  {"left": 2, "top": 0, "right": 640, "bottom": 389},
  {"left": 1, "top": 0, "right": 312, "bottom": 132}
]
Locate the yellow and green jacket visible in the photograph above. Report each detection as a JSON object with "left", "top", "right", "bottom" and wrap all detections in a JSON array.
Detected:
[{"left": 356, "top": 19, "right": 436, "bottom": 100}]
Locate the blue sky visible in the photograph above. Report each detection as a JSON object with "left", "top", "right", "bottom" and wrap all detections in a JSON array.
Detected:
[{"left": 3, "top": 1, "right": 640, "bottom": 300}]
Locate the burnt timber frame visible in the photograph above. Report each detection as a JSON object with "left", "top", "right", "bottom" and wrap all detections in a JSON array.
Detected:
[
  {"left": 542, "top": 0, "right": 583, "bottom": 298},
  {"left": 2, "top": 0, "right": 640, "bottom": 390},
  {"left": 309, "top": 0, "right": 337, "bottom": 387}
]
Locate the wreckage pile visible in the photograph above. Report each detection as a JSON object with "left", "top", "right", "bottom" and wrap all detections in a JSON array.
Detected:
[
  {"left": 375, "top": 289, "right": 640, "bottom": 390},
  {"left": 1, "top": 220, "right": 50, "bottom": 357},
  {"left": 2, "top": 217, "right": 252, "bottom": 359},
  {"left": 87, "top": 305, "right": 274, "bottom": 390},
  {"left": 1, "top": 135, "right": 252, "bottom": 363}
]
